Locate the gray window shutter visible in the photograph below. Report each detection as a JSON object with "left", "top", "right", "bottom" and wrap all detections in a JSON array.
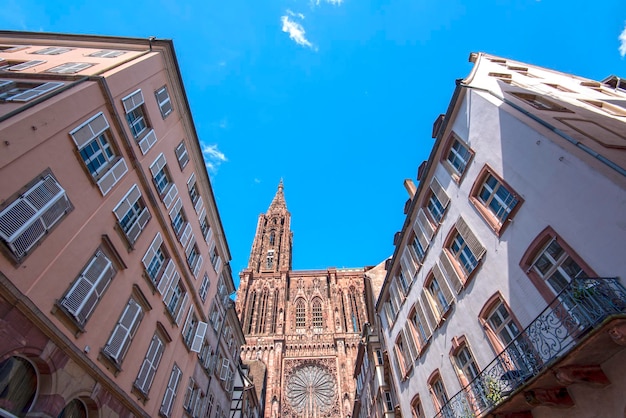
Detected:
[
  {"left": 97, "top": 158, "right": 128, "bottom": 196},
  {"left": 104, "top": 299, "right": 142, "bottom": 362},
  {"left": 175, "top": 142, "right": 189, "bottom": 169},
  {"left": 162, "top": 184, "right": 179, "bottom": 209},
  {"left": 160, "top": 365, "right": 182, "bottom": 417},
  {"left": 176, "top": 293, "right": 190, "bottom": 325},
  {"left": 416, "top": 208, "right": 435, "bottom": 239},
  {"left": 138, "top": 129, "right": 158, "bottom": 155},
  {"left": 220, "top": 359, "right": 230, "bottom": 380},
  {"left": 213, "top": 255, "right": 222, "bottom": 274},
  {"left": 142, "top": 232, "right": 163, "bottom": 269},
  {"left": 126, "top": 207, "right": 150, "bottom": 245},
  {"left": 455, "top": 217, "right": 486, "bottom": 259},
  {"left": 122, "top": 89, "right": 144, "bottom": 113},
  {"left": 0, "top": 175, "right": 70, "bottom": 258},
  {"left": 404, "top": 324, "right": 418, "bottom": 361},
  {"left": 156, "top": 86, "right": 173, "bottom": 117},
  {"left": 430, "top": 177, "right": 450, "bottom": 208},
  {"left": 61, "top": 251, "right": 115, "bottom": 324},
  {"left": 420, "top": 290, "right": 437, "bottom": 331},
  {"left": 135, "top": 334, "right": 164, "bottom": 393},
  {"left": 7, "top": 60, "right": 46, "bottom": 71},
  {"left": 70, "top": 112, "right": 109, "bottom": 149},
  {"left": 157, "top": 260, "right": 176, "bottom": 295},
  {"left": 162, "top": 271, "right": 180, "bottom": 304},
  {"left": 180, "top": 225, "right": 192, "bottom": 248},
  {"left": 8, "top": 81, "right": 64, "bottom": 102},
  {"left": 169, "top": 198, "right": 183, "bottom": 222},
  {"left": 400, "top": 248, "right": 417, "bottom": 281},
  {"left": 193, "top": 255, "right": 203, "bottom": 277},
  {"left": 194, "top": 196, "right": 203, "bottom": 214},
  {"left": 113, "top": 185, "right": 141, "bottom": 220},
  {"left": 150, "top": 153, "right": 167, "bottom": 177},
  {"left": 415, "top": 301, "right": 432, "bottom": 339},
  {"left": 432, "top": 263, "right": 455, "bottom": 307},
  {"left": 190, "top": 322, "right": 208, "bottom": 353},
  {"left": 439, "top": 252, "right": 464, "bottom": 293},
  {"left": 187, "top": 172, "right": 196, "bottom": 191}
]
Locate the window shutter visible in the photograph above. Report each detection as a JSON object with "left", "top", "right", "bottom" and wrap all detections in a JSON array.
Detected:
[
  {"left": 205, "top": 225, "right": 214, "bottom": 244},
  {"left": 455, "top": 217, "right": 486, "bottom": 259},
  {"left": 176, "top": 293, "right": 190, "bottom": 325},
  {"left": 220, "top": 359, "right": 230, "bottom": 381},
  {"left": 156, "top": 86, "right": 173, "bottom": 117},
  {"left": 142, "top": 232, "right": 163, "bottom": 269},
  {"left": 430, "top": 177, "right": 450, "bottom": 208},
  {"left": 420, "top": 290, "right": 437, "bottom": 330},
  {"left": 415, "top": 301, "right": 432, "bottom": 339},
  {"left": 169, "top": 198, "right": 183, "bottom": 222},
  {"left": 179, "top": 223, "right": 192, "bottom": 247},
  {"left": 163, "top": 272, "right": 180, "bottom": 304},
  {"left": 162, "top": 183, "right": 178, "bottom": 209},
  {"left": 400, "top": 248, "right": 417, "bottom": 281},
  {"left": 213, "top": 255, "right": 222, "bottom": 274},
  {"left": 113, "top": 185, "right": 141, "bottom": 220},
  {"left": 190, "top": 322, "right": 208, "bottom": 353},
  {"left": 97, "top": 158, "right": 128, "bottom": 196},
  {"left": 432, "top": 263, "right": 454, "bottom": 307},
  {"left": 138, "top": 129, "right": 158, "bottom": 155},
  {"left": 193, "top": 255, "right": 203, "bottom": 277},
  {"left": 150, "top": 153, "right": 167, "bottom": 177},
  {"left": 160, "top": 365, "right": 182, "bottom": 417},
  {"left": 175, "top": 142, "right": 189, "bottom": 169},
  {"left": 187, "top": 172, "right": 196, "bottom": 191},
  {"left": 439, "top": 252, "right": 463, "bottom": 293},
  {"left": 70, "top": 112, "right": 109, "bottom": 149},
  {"left": 7, "top": 60, "right": 46, "bottom": 71},
  {"left": 185, "top": 237, "right": 196, "bottom": 259},
  {"left": 157, "top": 260, "right": 176, "bottom": 295},
  {"left": 122, "top": 89, "right": 144, "bottom": 113},
  {"left": 0, "top": 175, "right": 70, "bottom": 258},
  {"left": 412, "top": 218, "right": 429, "bottom": 252},
  {"left": 404, "top": 324, "right": 418, "bottom": 361},
  {"left": 416, "top": 208, "right": 435, "bottom": 239},
  {"left": 104, "top": 299, "right": 142, "bottom": 361},
  {"left": 126, "top": 207, "right": 150, "bottom": 244},
  {"left": 61, "top": 251, "right": 115, "bottom": 324},
  {"left": 194, "top": 196, "right": 203, "bottom": 214},
  {"left": 135, "top": 334, "right": 164, "bottom": 393}
]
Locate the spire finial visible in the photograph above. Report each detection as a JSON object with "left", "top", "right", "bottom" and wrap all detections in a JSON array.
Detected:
[{"left": 268, "top": 178, "right": 287, "bottom": 212}]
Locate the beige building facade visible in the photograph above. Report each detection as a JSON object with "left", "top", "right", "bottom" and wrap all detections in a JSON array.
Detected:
[
  {"left": 0, "top": 31, "right": 243, "bottom": 418},
  {"left": 235, "top": 182, "right": 369, "bottom": 418},
  {"left": 378, "top": 53, "right": 626, "bottom": 418}
]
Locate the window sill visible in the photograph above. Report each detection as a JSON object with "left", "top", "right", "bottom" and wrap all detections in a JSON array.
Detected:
[
  {"left": 98, "top": 350, "right": 122, "bottom": 376},
  {"left": 51, "top": 302, "right": 86, "bottom": 338},
  {"left": 131, "top": 384, "right": 150, "bottom": 405}
]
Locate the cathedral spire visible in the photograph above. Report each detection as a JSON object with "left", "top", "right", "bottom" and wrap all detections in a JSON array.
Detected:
[{"left": 268, "top": 178, "right": 287, "bottom": 212}]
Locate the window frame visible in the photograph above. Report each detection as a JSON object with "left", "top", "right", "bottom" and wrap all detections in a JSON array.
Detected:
[
  {"left": 427, "top": 371, "right": 451, "bottom": 417},
  {"left": 46, "top": 62, "right": 93, "bottom": 74},
  {"left": 443, "top": 217, "right": 485, "bottom": 285},
  {"left": 102, "top": 297, "right": 144, "bottom": 366},
  {"left": 509, "top": 91, "right": 572, "bottom": 112},
  {"left": 134, "top": 332, "right": 165, "bottom": 396},
  {"left": 469, "top": 165, "right": 523, "bottom": 236},
  {"left": 441, "top": 132, "right": 474, "bottom": 183},
  {"left": 478, "top": 292, "right": 524, "bottom": 355},
  {"left": 113, "top": 184, "right": 151, "bottom": 246},
  {"left": 155, "top": 85, "right": 173, "bottom": 118}
]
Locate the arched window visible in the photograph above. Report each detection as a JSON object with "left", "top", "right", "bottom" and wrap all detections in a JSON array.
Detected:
[
  {"left": 58, "top": 398, "right": 88, "bottom": 418},
  {"left": 312, "top": 298, "right": 323, "bottom": 332},
  {"left": 427, "top": 370, "right": 450, "bottom": 417},
  {"left": 295, "top": 299, "right": 306, "bottom": 329},
  {"left": 257, "top": 288, "right": 270, "bottom": 333},
  {"left": 348, "top": 287, "right": 361, "bottom": 333},
  {"left": 411, "top": 395, "right": 425, "bottom": 418},
  {"left": 269, "top": 231, "right": 275, "bottom": 246},
  {"left": 270, "top": 291, "right": 279, "bottom": 333},
  {"left": 0, "top": 356, "right": 37, "bottom": 416},
  {"left": 339, "top": 291, "right": 348, "bottom": 332},
  {"left": 245, "top": 291, "right": 257, "bottom": 334}
]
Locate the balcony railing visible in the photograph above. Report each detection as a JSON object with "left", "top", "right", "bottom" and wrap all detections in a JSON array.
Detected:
[{"left": 434, "top": 278, "right": 626, "bottom": 418}]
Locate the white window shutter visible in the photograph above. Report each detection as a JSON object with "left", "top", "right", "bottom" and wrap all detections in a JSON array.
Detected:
[
  {"left": 432, "top": 262, "right": 455, "bottom": 308},
  {"left": 194, "top": 196, "right": 203, "bottom": 214},
  {"left": 104, "top": 299, "right": 142, "bottom": 361},
  {"left": 150, "top": 153, "right": 167, "bottom": 177},
  {"left": 415, "top": 300, "right": 432, "bottom": 339},
  {"left": 162, "top": 184, "right": 178, "bottom": 209},
  {"left": 142, "top": 232, "right": 163, "bottom": 269},
  {"left": 430, "top": 177, "right": 450, "bottom": 208},
  {"left": 156, "top": 86, "right": 173, "bottom": 117},
  {"left": 97, "top": 158, "right": 128, "bottom": 196},
  {"left": 8, "top": 81, "right": 64, "bottom": 101},
  {"left": 70, "top": 112, "right": 109, "bottom": 149},
  {"left": 417, "top": 208, "right": 435, "bottom": 239},
  {"left": 400, "top": 248, "right": 416, "bottom": 280},
  {"left": 113, "top": 185, "right": 141, "bottom": 220},
  {"left": 214, "top": 256, "right": 222, "bottom": 274},
  {"left": 190, "top": 322, "right": 208, "bottom": 353},
  {"left": 122, "top": 89, "right": 144, "bottom": 113},
  {"left": 439, "top": 252, "right": 464, "bottom": 293},
  {"left": 175, "top": 142, "right": 189, "bottom": 168},
  {"left": 455, "top": 217, "right": 486, "bottom": 259},
  {"left": 160, "top": 365, "right": 182, "bottom": 417},
  {"left": 193, "top": 255, "right": 203, "bottom": 277},
  {"left": 126, "top": 207, "right": 150, "bottom": 244},
  {"left": 220, "top": 359, "right": 230, "bottom": 381},
  {"left": 179, "top": 223, "right": 192, "bottom": 247},
  {"left": 187, "top": 172, "right": 196, "bottom": 191},
  {"left": 420, "top": 290, "right": 437, "bottom": 331},
  {"left": 138, "top": 129, "right": 158, "bottom": 155},
  {"left": 176, "top": 293, "right": 190, "bottom": 325},
  {"left": 157, "top": 261, "right": 176, "bottom": 295},
  {"left": 404, "top": 325, "right": 418, "bottom": 361},
  {"left": 135, "top": 334, "right": 164, "bottom": 393},
  {"left": 169, "top": 198, "right": 182, "bottom": 221}
]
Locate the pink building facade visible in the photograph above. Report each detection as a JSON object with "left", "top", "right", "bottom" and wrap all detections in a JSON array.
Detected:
[
  {"left": 0, "top": 32, "right": 244, "bottom": 418},
  {"left": 378, "top": 53, "right": 626, "bottom": 418}
]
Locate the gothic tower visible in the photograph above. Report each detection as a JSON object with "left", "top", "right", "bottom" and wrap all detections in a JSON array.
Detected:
[{"left": 236, "top": 182, "right": 369, "bottom": 418}]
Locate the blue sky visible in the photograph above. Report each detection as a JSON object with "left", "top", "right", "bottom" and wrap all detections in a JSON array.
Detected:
[{"left": 3, "top": 0, "right": 625, "bottom": 284}]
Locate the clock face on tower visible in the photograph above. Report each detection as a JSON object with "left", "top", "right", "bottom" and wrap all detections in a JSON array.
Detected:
[{"left": 285, "top": 363, "right": 337, "bottom": 417}]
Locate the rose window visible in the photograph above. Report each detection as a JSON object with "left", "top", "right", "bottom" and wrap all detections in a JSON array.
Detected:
[{"left": 285, "top": 364, "right": 336, "bottom": 416}]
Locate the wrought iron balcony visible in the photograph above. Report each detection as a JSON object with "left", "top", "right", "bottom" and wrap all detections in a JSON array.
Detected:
[{"left": 434, "top": 277, "right": 626, "bottom": 418}]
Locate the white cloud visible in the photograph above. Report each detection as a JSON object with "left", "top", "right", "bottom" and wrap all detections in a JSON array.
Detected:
[
  {"left": 619, "top": 24, "right": 626, "bottom": 58},
  {"left": 313, "top": 0, "right": 343, "bottom": 6},
  {"left": 287, "top": 9, "right": 305, "bottom": 20},
  {"left": 281, "top": 15, "right": 315, "bottom": 49},
  {"left": 202, "top": 144, "right": 227, "bottom": 174},
  {"left": 254, "top": 178, "right": 261, "bottom": 184}
]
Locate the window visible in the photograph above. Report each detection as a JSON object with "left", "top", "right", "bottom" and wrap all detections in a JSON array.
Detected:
[
  {"left": 122, "top": 89, "right": 157, "bottom": 153},
  {"left": 446, "top": 217, "right": 485, "bottom": 278},
  {"left": 32, "top": 47, "right": 72, "bottom": 55},
  {"left": 175, "top": 141, "right": 189, "bottom": 169},
  {"left": 1, "top": 60, "right": 46, "bottom": 71},
  {"left": 425, "top": 272, "right": 452, "bottom": 320},
  {"left": 89, "top": 50, "right": 126, "bottom": 58},
  {"left": 70, "top": 112, "right": 128, "bottom": 195},
  {"left": 384, "top": 391, "right": 394, "bottom": 412},
  {"left": 479, "top": 294, "right": 522, "bottom": 355},
  {"left": 429, "top": 374, "right": 451, "bottom": 417},
  {"left": 160, "top": 364, "right": 182, "bottom": 417},
  {"left": 187, "top": 173, "right": 204, "bottom": 213},
  {"left": 266, "top": 249, "right": 274, "bottom": 269},
  {"left": 411, "top": 233, "right": 426, "bottom": 263},
  {"left": 510, "top": 92, "right": 570, "bottom": 111},
  {"left": 394, "top": 333, "right": 411, "bottom": 377},
  {"left": 0, "top": 356, "right": 37, "bottom": 415},
  {"left": 103, "top": 297, "right": 143, "bottom": 364},
  {"left": 199, "top": 211, "right": 211, "bottom": 241},
  {"left": 142, "top": 232, "right": 178, "bottom": 294},
  {"left": 312, "top": 298, "right": 323, "bottom": 331},
  {"left": 209, "top": 301, "right": 224, "bottom": 332},
  {"left": 426, "top": 177, "right": 450, "bottom": 224},
  {"left": 47, "top": 62, "right": 93, "bottom": 74},
  {"left": 150, "top": 153, "right": 178, "bottom": 209},
  {"left": 412, "top": 208, "right": 435, "bottom": 261},
  {"left": 444, "top": 134, "right": 473, "bottom": 181},
  {"left": 210, "top": 245, "right": 222, "bottom": 273},
  {"left": 169, "top": 198, "right": 191, "bottom": 245},
  {"left": 0, "top": 80, "right": 63, "bottom": 102},
  {"left": 450, "top": 339, "right": 480, "bottom": 391},
  {"left": 134, "top": 333, "right": 165, "bottom": 395},
  {"left": 113, "top": 185, "right": 150, "bottom": 246},
  {"left": 60, "top": 250, "right": 116, "bottom": 326},
  {"left": 409, "top": 305, "right": 431, "bottom": 351},
  {"left": 411, "top": 396, "right": 424, "bottom": 418},
  {"left": 0, "top": 173, "right": 72, "bottom": 261},
  {"left": 520, "top": 227, "right": 594, "bottom": 303},
  {"left": 295, "top": 298, "right": 306, "bottom": 329},
  {"left": 186, "top": 238, "right": 203, "bottom": 276},
  {"left": 182, "top": 307, "right": 208, "bottom": 352},
  {"left": 470, "top": 166, "right": 521, "bottom": 234},
  {"left": 183, "top": 378, "right": 204, "bottom": 416},
  {"left": 155, "top": 86, "right": 173, "bottom": 118},
  {"left": 58, "top": 399, "right": 87, "bottom": 418},
  {"left": 163, "top": 273, "right": 188, "bottom": 324},
  {"left": 579, "top": 99, "right": 626, "bottom": 117},
  {"left": 199, "top": 274, "right": 210, "bottom": 302}
]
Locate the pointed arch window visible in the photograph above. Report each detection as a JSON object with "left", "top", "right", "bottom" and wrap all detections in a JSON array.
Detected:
[
  {"left": 295, "top": 298, "right": 306, "bottom": 329},
  {"left": 348, "top": 286, "right": 361, "bottom": 333},
  {"left": 245, "top": 291, "right": 257, "bottom": 334},
  {"left": 269, "top": 231, "right": 276, "bottom": 246},
  {"left": 257, "top": 288, "right": 270, "bottom": 333},
  {"left": 312, "top": 298, "right": 323, "bottom": 332}
]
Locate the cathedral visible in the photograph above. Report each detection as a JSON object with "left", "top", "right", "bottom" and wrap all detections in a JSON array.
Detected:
[{"left": 235, "top": 181, "right": 369, "bottom": 418}]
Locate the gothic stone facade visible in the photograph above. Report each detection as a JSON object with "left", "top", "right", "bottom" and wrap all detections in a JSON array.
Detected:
[{"left": 235, "top": 182, "right": 368, "bottom": 418}]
